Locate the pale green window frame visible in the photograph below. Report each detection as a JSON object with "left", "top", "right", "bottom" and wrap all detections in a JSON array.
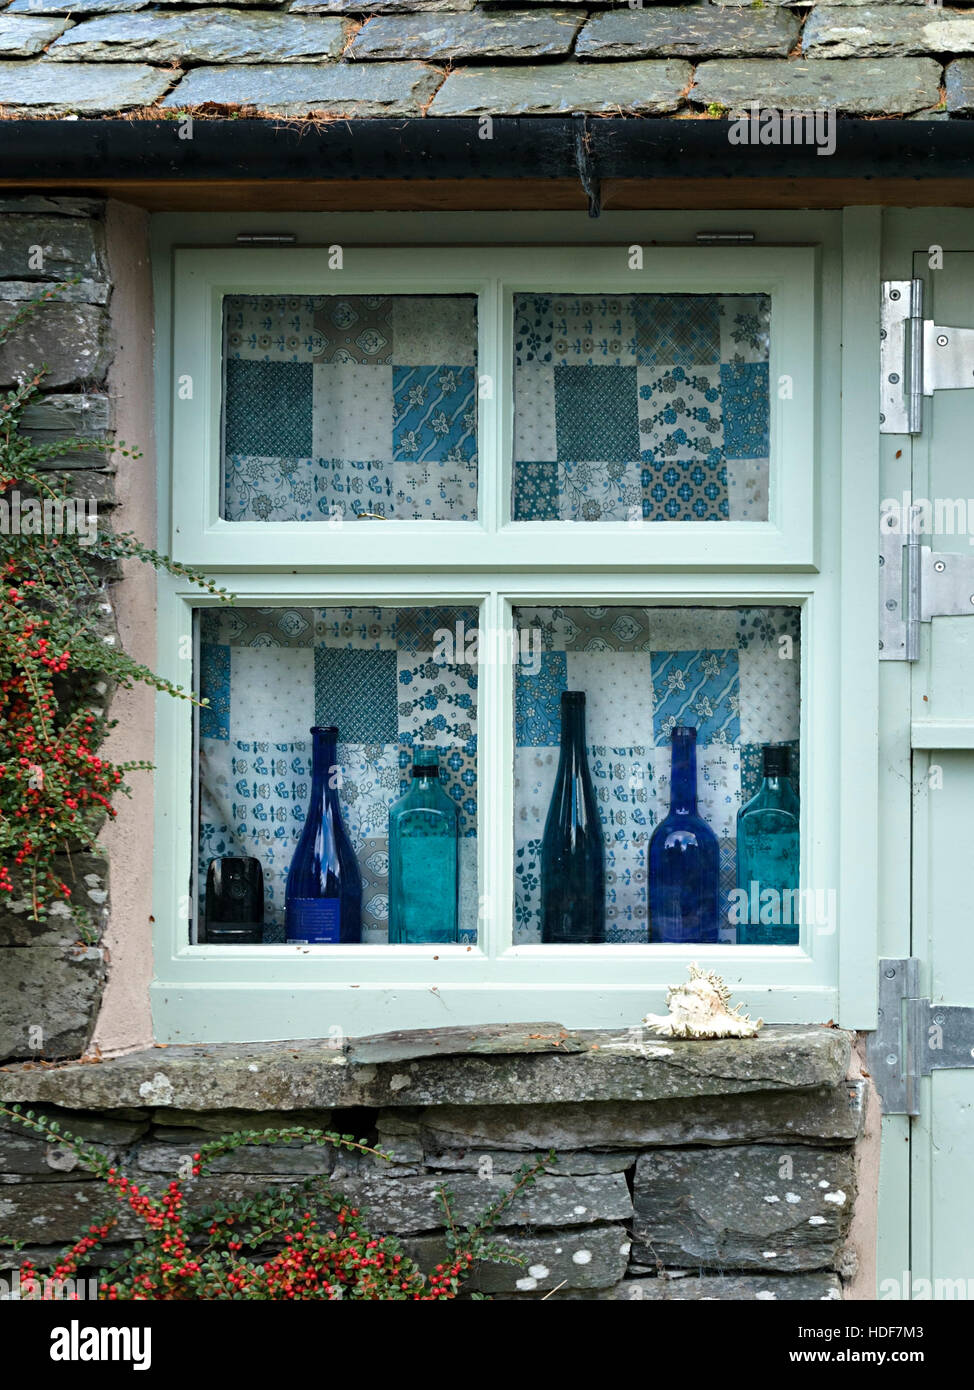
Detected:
[{"left": 150, "top": 227, "right": 878, "bottom": 1043}]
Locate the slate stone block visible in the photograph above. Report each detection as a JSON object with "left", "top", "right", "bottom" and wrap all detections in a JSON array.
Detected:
[
  {"left": 403, "top": 1224, "right": 632, "bottom": 1292},
  {"left": 632, "top": 1143, "right": 856, "bottom": 1272},
  {"left": 0, "top": 301, "right": 112, "bottom": 390},
  {"left": 340, "top": 1171, "right": 634, "bottom": 1233},
  {"left": 0, "top": 946, "right": 106, "bottom": 1061},
  {"left": 0, "top": 215, "right": 106, "bottom": 283}
]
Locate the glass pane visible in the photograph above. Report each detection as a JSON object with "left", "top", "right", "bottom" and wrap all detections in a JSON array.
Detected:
[
  {"left": 512, "top": 293, "right": 770, "bottom": 523},
  {"left": 512, "top": 605, "right": 800, "bottom": 944},
  {"left": 222, "top": 295, "right": 478, "bottom": 521},
  {"left": 196, "top": 605, "right": 478, "bottom": 944}
]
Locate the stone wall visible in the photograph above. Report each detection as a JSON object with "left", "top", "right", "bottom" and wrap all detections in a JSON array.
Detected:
[
  {"left": 0, "top": 1024, "right": 867, "bottom": 1299},
  {"left": 0, "top": 195, "right": 116, "bottom": 1062}
]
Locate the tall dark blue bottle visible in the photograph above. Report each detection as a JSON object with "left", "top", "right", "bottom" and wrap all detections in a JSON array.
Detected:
[
  {"left": 648, "top": 726, "right": 719, "bottom": 943},
  {"left": 285, "top": 726, "right": 362, "bottom": 943},
  {"left": 541, "top": 691, "right": 605, "bottom": 943}
]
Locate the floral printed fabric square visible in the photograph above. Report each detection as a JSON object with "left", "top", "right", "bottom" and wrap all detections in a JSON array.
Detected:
[
  {"left": 511, "top": 605, "right": 800, "bottom": 943},
  {"left": 512, "top": 292, "right": 770, "bottom": 523},
  {"left": 222, "top": 294, "right": 478, "bottom": 522},
  {"left": 196, "top": 605, "right": 478, "bottom": 941}
]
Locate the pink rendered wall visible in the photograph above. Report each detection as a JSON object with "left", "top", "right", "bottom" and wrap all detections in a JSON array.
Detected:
[{"left": 90, "top": 201, "right": 158, "bottom": 1055}]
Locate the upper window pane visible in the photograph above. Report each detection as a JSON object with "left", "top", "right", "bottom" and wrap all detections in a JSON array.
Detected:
[
  {"left": 221, "top": 294, "right": 479, "bottom": 522},
  {"left": 512, "top": 293, "right": 771, "bottom": 523}
]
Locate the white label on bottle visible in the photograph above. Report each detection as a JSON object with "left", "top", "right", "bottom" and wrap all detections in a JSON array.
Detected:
[{"left": 286, "top": 898, "right": 340, "bottom": 944}]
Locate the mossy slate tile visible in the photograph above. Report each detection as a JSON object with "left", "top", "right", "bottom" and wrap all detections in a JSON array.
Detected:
[
  {"left": 576, "top": 7, "right": 800, "bottom": 61},
  {"left": 161, "top": 60, "right": 441, "bottom": 114},
  {"left": 7, "top": 0, "right": 153, "bottom": 14},
  {"left": 691, "top": 56, "right": 943, "bottom": 114},
  {"left": 349, "top": 8, "right": 582, "bottom": 63},
  {"left": 428, "top": 59, "right": 692, "bottom": 116},
  {"left": 290, "top": 0, "right": 476, "bottom": 12},
  {"left": 804, "top": 5, "right": 974, "bottom": 57},
  {"left": 0, "top": 15, "right": 71, "bottom": 56},
  {"left": 48, "top": 10, "right": 348, "bottom": 64},
  {"left": 0, "top": 57, "right": 173, "bottom": 110},
  {"left": 946, "top": 56, "right": 974, "bottom": 112}
]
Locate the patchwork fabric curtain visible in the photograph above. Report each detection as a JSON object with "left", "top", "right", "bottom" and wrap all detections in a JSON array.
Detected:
[{"left": 512, "top": 293, "right": 771, "bottom": 523}]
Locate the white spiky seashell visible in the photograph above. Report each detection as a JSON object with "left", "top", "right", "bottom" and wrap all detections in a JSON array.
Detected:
[{"left": 642, "top": 962, "right": 763, "bottom": 1039}]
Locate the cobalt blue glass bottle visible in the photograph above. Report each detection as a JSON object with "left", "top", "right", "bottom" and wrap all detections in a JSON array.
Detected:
[
  {"left": 649, "top": 726, "right": 719, "bottom": 943},
  {"left": 285, "top": 726, "right": 362, "bottom": 943},
  {"left": 388, "top": 748, "right": 459, "bottom": 944},
  {"left": 735, "top": 743, "right": 800, "bottom": 946},
  {"left": 541, "top": 691, "right": 605, "bottom": 944}
]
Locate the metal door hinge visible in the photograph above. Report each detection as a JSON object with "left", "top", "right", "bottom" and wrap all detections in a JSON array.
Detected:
[
  {"left": 880, "top": 279, "right": 974, "bottom": 435},
  {"left": 879, "top": 505, "right": 974, "bottom": 660},
  {"left": 867, "top": 958, "right": 974, "bottom": 1114}
]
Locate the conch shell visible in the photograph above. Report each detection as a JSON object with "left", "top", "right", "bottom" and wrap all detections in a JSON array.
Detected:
[{"left": 643, "top": 963, "right": 763, "bottom": 1039}]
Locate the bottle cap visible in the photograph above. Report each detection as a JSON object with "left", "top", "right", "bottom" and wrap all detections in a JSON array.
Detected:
[
  {"left": 671, "top": 725, "right": 696, "bottom": 741},
  {"left": 412, "top": 747, "right": 440, "bottom": 777},
  {"left": 310, "top": 725, "right": 339, "bottom": 735},
  {"left": 763, "top": 744, "right": 791, "bottom": 777},
  {"left": 562, "top": 690, "right": 586, "bottom": 705}
]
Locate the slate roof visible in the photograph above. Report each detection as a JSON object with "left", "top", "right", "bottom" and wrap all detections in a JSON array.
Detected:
[{"left": 0, "top": 1, "right": 968, "bottom": 120}]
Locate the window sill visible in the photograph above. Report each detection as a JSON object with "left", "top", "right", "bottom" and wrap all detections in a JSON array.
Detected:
[{"left": 0, "top": 1022, "right": 851, "bottom": 1112}]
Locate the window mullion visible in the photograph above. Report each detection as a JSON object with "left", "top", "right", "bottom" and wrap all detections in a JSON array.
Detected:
[{"left": 478, "top": 590, "right": 514, "bottom": 959}]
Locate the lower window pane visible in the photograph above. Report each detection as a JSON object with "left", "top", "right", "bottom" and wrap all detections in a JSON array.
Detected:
[
  {"left": 195, "top": 605, "right": 478, "bottom": 944},
  {"left": 512, "top": 605, "right": 801, "bottom": 944}
]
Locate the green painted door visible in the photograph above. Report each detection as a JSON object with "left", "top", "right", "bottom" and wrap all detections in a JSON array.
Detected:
[{"left": 907, "top": 248, "right": 974, "bottom": 1299}]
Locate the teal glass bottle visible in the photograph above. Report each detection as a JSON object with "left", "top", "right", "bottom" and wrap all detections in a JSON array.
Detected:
[
  {"left": 388, "top": 748, "right": 459, "bottom": 944},
  {"left": 735, "top": 744, "right": 800, "bottom": 945}
]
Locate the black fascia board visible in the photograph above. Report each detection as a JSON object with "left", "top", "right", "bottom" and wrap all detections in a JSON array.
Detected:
[{"left": 0, "top": 117, "right": 972, "bottom": 184}]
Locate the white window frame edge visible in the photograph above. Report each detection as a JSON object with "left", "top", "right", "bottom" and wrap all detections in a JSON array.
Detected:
[
  {"left": 169, "top": 244, "right": 817, "bottom": 572},
  {"left": 146, "top": 217, "right": 879, "bottom": 1042}
]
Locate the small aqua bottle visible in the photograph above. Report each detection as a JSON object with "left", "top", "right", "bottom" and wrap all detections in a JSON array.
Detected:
[
  {"left": 735, "top": 744, "right": 800, "bottom": 946},
  {"left": 388, "top": 749, "right": 459, "bottom": 944}
]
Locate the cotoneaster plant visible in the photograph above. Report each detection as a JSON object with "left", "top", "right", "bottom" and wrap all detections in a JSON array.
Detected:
[
  {"left": 0, "top": 1105, "right": 553, "bottom": 1301},
  {"left": 0, "top": 286, "right": 229, "bottom": 929}
]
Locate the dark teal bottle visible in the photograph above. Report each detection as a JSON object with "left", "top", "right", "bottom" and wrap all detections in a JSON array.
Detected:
[
  {"left": 541, "top": 691, "right": 605, "bottom": 943},
  {"left": 735, "top": 743, "right": 800, "bottom": 945},
  {"left": 388, "top": 749, "right": 459, "bottom": 944},
  {"left": 649, "top": 726, "right": 719, "bottom": 943},
  {"left": 285, "top": 726, "right": 362, "bottom": 943}
]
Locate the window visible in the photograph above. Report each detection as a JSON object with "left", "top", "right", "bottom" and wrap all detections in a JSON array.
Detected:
[{"left": 155, "top": 238, "right": 853, "bottom": 1042}]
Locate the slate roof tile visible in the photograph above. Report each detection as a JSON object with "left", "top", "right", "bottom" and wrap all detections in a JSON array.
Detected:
[{"left": 0, "top": 0, "right": 965, "bottom": 119}]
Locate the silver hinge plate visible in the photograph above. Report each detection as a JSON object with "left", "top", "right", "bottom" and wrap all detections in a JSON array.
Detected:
[
  {"left": 867, "top": 958, "right": 974, "bottom": 1115},
  {"left": 879, "top": 510, "right": 974, "bottom": 661},
  {"left": 880, "top": 279, "right": 974, "bottom": 434}
]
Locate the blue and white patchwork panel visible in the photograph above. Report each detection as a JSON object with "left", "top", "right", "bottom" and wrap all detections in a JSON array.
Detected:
[
  {"left": 512, "top": 293, "right": 771, "bottom": 523},
  {"left": 197, "top": 605, "right": 479, "bottom": 943},
  {"left": 222, "top": 296, "right": 478, "bottom": 522},
  {"left": 512, "top": 605, "right": 800, "bottom": 943}
]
